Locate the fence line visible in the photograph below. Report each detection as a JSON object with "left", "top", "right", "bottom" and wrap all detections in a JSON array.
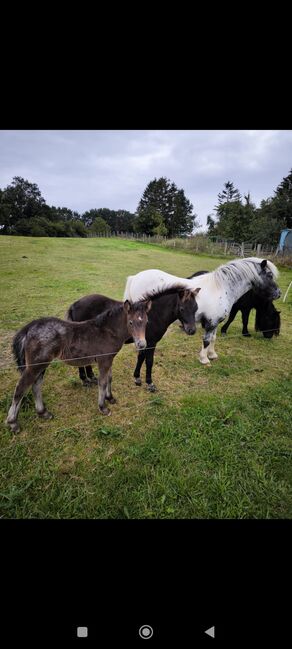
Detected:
[
  {"left": 87, "top": 231, "right": 287, "bottom": 258},
  {"left": 0, "top": 326, "right": 291, "bottom": 371}
]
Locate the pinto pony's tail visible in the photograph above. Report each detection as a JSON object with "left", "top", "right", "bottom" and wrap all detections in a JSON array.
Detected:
[{"left": 12, "top": 329, "right": 27, "bottom": 373}]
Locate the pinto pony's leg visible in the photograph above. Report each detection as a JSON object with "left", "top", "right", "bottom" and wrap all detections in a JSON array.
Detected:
[
  {"left": 31, "top": 368, "right": 53, "bottom": 419},
  {"left": 105, "top": 368, "right": 116, "bottom": 404},
  {"left": 145, "top": 348, "right": 156, "bottom": 391},
  {"left": 6, "top": 367, "right": 41, "bottom": 433},
  {"left": 133, "top": 350, "right": 146, "bottom": 386},
  {"left": 207, "top": 328, "right": 218, "bottom": 360},
  {"left": 199, "top": 327, "right": 217, "bottom": 365},
  {"left": 221, "top": 305, "right": 238, "bottom": 335}
]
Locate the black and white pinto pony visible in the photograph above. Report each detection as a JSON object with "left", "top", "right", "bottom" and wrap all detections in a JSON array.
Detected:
[
  {"left": 123, "top": 258, "right": 281, "bottom": 365},
  {"left": 189, "top": 271, "right": 281, "bottom": 338}
]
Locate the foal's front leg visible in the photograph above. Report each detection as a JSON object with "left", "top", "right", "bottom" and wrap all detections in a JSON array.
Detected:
[
  {"left": 97, "top": 360, "right": 114, "bottom": 415},
  {"left": 199, "top": 327, "right": 217, "bottom": 365},
  {"left": 105, "top": 368, "right": 116, "bottom": 404}
]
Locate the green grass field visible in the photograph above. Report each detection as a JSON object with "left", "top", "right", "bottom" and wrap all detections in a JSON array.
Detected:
[{"left": 0, "top": 236, "right": 292, "bottom": 518}]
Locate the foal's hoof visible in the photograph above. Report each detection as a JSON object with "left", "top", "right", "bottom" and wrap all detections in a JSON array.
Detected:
[
  {"left": 147, "top": 383, "right": 157, "bottom": 392},
  {"left": 106, "top": 396, "right": 117, "bottom": 404},
  {"left": 242, "top": 333, "right": 251, "bottom": 337},
  {"left": 7, "top": 421, "right": 20, "bottom": 434},
  {"left": 135, "top": 378, "right": 142, "bottom": 386},
  {"left": 38, "top": 410, "right": 54, "bottom": 420},
  {"left": 99, "top": 406, "right": 111, "bottom": 416}
]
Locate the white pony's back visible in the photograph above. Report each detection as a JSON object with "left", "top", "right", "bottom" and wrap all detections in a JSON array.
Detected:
[{"left": 123, "top": 269, "right": 194, "bottom": 302}]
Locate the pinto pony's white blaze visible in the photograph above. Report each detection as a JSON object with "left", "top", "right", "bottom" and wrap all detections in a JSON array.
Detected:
[{"left": 124, "top": 258, "right": 280, "bottom": 365}]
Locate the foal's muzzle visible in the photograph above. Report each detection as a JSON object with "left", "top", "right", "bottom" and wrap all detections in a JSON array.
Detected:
[{"left": 135, "top": 338, "right": 147, "bottom": 350}]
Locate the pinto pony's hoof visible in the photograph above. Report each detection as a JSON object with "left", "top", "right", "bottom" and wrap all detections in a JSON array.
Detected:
[
  {"left": 208, "top": 353, "right": 218, "bottom": 360},
  {"left": 38, "top": 410, "right": 54, "bottom": 420},
  {"left": 199, "top": 358, "right": 211, "bottom": 366},
  {"left": 6, "top": 420, "right": 21, "bottom": 433},
  {"left": 147, "top": 383, "right": 157, "bottom": 392},
  {"left": 99, "top": 406, "right": 111, "bottom": 416},
  {"left": 134, "top": 378, "right": 142, "bottom": 386}
]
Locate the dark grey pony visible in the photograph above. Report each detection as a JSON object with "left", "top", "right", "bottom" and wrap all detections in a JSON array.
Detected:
[{"left": 6, "top": 298, "right": 152, "bottom": 432}]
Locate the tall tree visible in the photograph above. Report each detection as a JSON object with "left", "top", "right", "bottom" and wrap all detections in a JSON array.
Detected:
[
  {"left": 0, "top": 176, "right": 46, "bottom": 234},
  {"left": 135, "top": 177, "right": 197, "bottom": 236}
]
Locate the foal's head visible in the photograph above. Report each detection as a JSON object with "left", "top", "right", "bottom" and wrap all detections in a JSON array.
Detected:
[
  {"left": 123, "top": 300, "right": 152, "bottom": 350},
  {"left": 254, "top": 260, "right": 281, "bottom": 300},
  {"left": 177, "top": 288, "right": 201, "bottom": 335}
]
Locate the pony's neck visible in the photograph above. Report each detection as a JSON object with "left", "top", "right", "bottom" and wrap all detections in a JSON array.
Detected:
[
  {"left": 96, "top": 307, "right": 129, "bottom": 342},
  {"left": 221, "top": 273, "right": 256, "bottom": 303}
]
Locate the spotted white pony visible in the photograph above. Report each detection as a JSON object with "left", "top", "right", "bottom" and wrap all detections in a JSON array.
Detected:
[{"left": 124, "top": 258, "right": 281, "bottom": 365}]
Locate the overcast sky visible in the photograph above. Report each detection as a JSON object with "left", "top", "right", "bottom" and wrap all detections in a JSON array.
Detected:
[{"left": 0, "top": 130, "right": 291, "bottom": 230}]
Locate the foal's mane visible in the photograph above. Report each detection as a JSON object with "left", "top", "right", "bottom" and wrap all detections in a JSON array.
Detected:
[
  {"left": 94, "top": 304, "right": 124, "bottom": 327},
  {"left": 213, "top": 257, "right": 279, "bottom": 287}
]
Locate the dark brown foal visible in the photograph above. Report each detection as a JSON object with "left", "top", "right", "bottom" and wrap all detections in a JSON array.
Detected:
[{"left": 6, "top": 299, "right": 151, "bottom": 433}]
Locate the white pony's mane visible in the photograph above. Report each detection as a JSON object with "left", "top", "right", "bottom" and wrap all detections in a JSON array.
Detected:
[{"left": 212, "top": 257, "right": 279, "bottom": 288}]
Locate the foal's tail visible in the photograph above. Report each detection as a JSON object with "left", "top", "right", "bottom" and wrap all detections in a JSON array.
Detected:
[{"left": 12, "top": 330, "right": 27, "bottom": 373}]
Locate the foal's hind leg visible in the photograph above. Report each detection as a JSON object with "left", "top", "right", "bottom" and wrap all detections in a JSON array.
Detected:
[
  {"left": 32, "top": 368, "right": 53, "bottom": 420},
  {"left": 207, "top": 328, "right": 218, "bottom": 360},
  {"left": 6, "top": 367, "right": 40, "bottom": 433},
  {"left": 105, "top": 368, "right": 116, "bottom": 404}
]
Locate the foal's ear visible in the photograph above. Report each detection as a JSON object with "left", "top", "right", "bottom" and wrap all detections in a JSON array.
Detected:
[
  {"left": 260, "top": 259, "right": 268, "bottom": 270},
  {"left": 123, "top": 300, "right": 131, "bottom": 313},
  {"left": 192, "top": 287, "right": 201, "bottom": 297}
]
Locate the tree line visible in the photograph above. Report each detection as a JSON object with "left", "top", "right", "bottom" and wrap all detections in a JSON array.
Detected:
[
  {"left": 0, "top": 170, "right": 291, "bottom": 245},
  {"left": 207, "top": 170, "right": 292, "bottom": 246},
  {"left": 0, "top": 176, "right": 197, "bottom": 239}
]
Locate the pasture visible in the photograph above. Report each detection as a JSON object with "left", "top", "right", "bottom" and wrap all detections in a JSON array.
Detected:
[{"left": 0, "top": 236, "right": 292, "bottom": 518}]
